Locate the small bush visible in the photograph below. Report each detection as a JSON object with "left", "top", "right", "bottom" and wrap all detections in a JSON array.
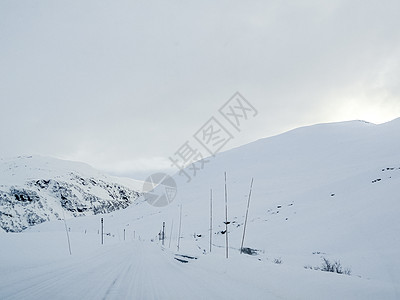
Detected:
[
  {"left": 241, "top": 247, "right": 258, "bottom": 256},
  {"left": 274, "top": 258, "right": 282, "bottom": 264},
  {"left": 304, "top": 265, "right": 313, "bottom": 270},
  {"left": 321, "top": 257, "right": 351, "bottom": 275}
]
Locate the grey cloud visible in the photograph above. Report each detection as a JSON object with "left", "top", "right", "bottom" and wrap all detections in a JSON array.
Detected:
[{"left": 1, "top": 0, "right": 399, "bottom": 176}]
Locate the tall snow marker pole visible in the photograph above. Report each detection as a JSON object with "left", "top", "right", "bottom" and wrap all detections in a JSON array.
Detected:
[
  {"left": 177, "top": 205, "right": 182, "bottom": 252},
  {"left": 169, "top": 219, "right": 174, "bottom": 248},
  {"left": 101, "top": 218, "right": 104, "bottom": 245},
  {"left": 210, "top": 188, "right": 213, "bottom": 253},
  {"left": 124, "top": 229, "right": 126, "bottom": 241},
  {"left": 240, "top": 178, "right": 254, "bottom": 254},
  {"left": 62, "top": 210, "right": 72, "bottom": 255},
  {"left": 224, "top": 172, "right": 229, "bottom": 259},
  {"left": 162, "top": 222, "right": 165, "bottom": 246}
]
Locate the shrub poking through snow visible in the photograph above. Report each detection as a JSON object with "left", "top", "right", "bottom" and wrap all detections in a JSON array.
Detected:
[
  {"left": 274, "top": 258, "right": 282, "bottom": 264},
  {"left": 320, "top": 257, "right": 351, "bottom": 275},
  {"left": 240, "top": 247, "right": 258, "bottom": 256}
]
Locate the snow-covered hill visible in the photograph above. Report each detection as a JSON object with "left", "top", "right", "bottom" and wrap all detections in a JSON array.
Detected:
[
  {"left": 0, "top": 156, "right": 142, "bottom": 232},
  {"left": 162, "top": 118, "right": 400, "bottom": 285},
  {"left": 0, "top": 118, "right": 399, "bottom": 299}
]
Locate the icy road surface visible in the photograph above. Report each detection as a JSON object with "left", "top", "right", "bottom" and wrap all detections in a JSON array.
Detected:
[
  {"left": 0, "top": 240, "right": 274, "bottom": 300},
  {"left": 0, "top": 235, "right": 396, "bottom": 300}
]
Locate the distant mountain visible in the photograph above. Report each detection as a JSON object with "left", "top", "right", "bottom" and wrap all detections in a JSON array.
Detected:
[{"left": 0, "top": 156, "right": 142, "bottom": 232}]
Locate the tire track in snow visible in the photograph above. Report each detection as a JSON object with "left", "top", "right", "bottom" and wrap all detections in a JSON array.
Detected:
[{"left": 1, "top": 240, "right": 279, "bottom": 300}]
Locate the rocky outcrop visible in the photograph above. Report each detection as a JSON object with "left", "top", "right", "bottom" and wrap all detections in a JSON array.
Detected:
[{"left": 0, "top": 172, "right": 140, "bottom": 232}]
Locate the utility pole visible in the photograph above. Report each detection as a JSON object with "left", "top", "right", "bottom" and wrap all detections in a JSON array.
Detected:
[
  {"left": 101, "top": 218, "right": 104, "bottom": 245},
  {"left": 224, "top": 172, "right": 229, "bottom": 259},
  {"left": 241, "top": 178, "right": 254, "bottom": 254}
]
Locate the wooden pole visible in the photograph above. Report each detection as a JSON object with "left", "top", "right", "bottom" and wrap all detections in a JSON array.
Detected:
[
  {"left": 210, "top": 188, "right": 213, "bottom": 253},
  {"left": 62, "top": 210, "right": 72, "bottom": 255},
  {"left": 240, "top": 178, "right": 254, "bottom": 254},
  {"left": 101, "top": 218, "right": 104, "bottom": 245},
  {"left": 224, "top": 172, "right": 229, "bottom": 259},
  {"left": 124, "top": 229, "right": 126, "bottom": 241},
  {"left": 169, "top": 219, "right": 174, "bottom": 248},
  {"left": 177, "top": 205, "right": 182, "bottom": 252},
  {"left": 162, "top": 222, "right": 165, "bottom": 246}
]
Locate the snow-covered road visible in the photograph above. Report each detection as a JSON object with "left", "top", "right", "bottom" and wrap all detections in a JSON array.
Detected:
[
  {"left": 1, "top": 230, "right": 399, "bottom": 300},
  {"left": 0, "top": 240, "right": 275, "bottom": 300}
]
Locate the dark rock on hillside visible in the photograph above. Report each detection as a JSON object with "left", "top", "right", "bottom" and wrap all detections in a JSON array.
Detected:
[{"left": 0, "top": 172, "right": 141, "bottom": 232}]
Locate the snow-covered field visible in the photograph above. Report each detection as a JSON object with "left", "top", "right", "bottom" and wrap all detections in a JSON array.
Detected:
[{"left": 1, "top": 119, "right": 399, "bottom": 299}]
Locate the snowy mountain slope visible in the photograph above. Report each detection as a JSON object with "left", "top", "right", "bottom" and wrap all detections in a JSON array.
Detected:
[
  {"left": 0, "top": 156, "right": 141, "bottom": 232},
  {"left": 0, "top": 118, "right": 399, "bottom": 299},
  {"left": 162, "top": 118, "right": 400, "bottom": 284},
  {"left": 49, "top": 118, "right": 398, "bottom": 295}
]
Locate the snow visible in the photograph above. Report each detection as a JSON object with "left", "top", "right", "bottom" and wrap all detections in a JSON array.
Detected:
[
  {"left": 0, "top": 118, "right": 400, "bottom": 299},
  {"left": 0, "top": 229, "right": 395, "bottom": 299},
  {"left": 0, "top": 155, "right": 106, "bottom": 186},
  {"left": 0, "top": 155, "right": 140, "bottom": 232},
  {"left": 0, "top": 227, "right": 396, "bottom": 299}
]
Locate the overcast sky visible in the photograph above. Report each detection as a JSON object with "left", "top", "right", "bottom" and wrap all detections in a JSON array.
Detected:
[{"left": 1, "top": 0, "right": 399, "bottom": 178}]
